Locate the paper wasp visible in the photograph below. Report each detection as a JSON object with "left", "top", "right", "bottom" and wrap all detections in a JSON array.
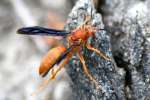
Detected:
[{"left": 17, "top": 16, "right": 111, "bottom": 89}]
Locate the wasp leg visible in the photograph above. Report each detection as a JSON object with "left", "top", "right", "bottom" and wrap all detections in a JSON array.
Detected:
[
  {"left": 77, "top": 51, "right": 100, "bottom": 89},
  {"left": 74, "top": 15, "right": 91, "bottom": 31},
  {"left": 86, "top": 43, "right": 111, "bottom": 61},
  {"left": 31, "top": 68, "right": 58, "bottom": 96},
  {"left": 49, "top": 51, "right": 73, "bottom": 80},
  {"left": 50, "top": 58, "right": 69, "bottom": 79},
  {"left": 32, "top": 53, "right": 72, "bottom": 96}
]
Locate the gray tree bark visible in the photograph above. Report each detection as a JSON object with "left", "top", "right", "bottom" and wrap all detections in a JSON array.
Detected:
[{"left": 65, "top": 0, "right": 150, "bottom": 100}]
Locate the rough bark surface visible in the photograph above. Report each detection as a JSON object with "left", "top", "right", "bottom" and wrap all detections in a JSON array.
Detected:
[
  {"left": 65, "top": 0, "right": 126, "bottom": 99},
  {"left": 101, "top": 0, "right": 150, "bottom": 100},
  {"left": 65, "top": 0, "right": 150, "bottom": 100}
]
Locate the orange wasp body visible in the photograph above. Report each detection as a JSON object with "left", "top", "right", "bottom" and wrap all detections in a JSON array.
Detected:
[
  {"left": 39, "top": 45, "right": 66, "bottom": 77},
  {"left": 18, "top": 16, "right": 111, "bottom": 89},
  {"left": 68, "top": 26, "right": 94, "bottom": 42}
]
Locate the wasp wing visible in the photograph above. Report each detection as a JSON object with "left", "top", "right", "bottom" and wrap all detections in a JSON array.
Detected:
[
  {"left": 17, "top": 26, "right": 70, "bottom": 36},
  {"left": 42, "top": 45, "right": 75, "bottom": 77}
]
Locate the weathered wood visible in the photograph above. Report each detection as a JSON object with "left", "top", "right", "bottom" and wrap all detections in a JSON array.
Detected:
[
  {"left": 98, "top": 0, "right": 150, "bottom": 99},
  {"left": 65, "top": 0, "right": 126, "bottom": 99}
]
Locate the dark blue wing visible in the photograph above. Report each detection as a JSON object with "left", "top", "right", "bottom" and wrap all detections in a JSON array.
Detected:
[
  {"left": 17, "top": 26, "right": 70, "bottom": 36},
  {"left": 41, "top": 45, "right": 75, "bottom": 77}
]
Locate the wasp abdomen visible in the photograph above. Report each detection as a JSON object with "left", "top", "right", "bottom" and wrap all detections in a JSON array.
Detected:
[{"left": 39, "top": 45, "right": 66, "bottom": 77}]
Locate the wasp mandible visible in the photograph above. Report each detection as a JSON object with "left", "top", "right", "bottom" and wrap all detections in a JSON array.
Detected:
[{"left": 17, "top": 16, "right": 111, "bottom": 89}]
